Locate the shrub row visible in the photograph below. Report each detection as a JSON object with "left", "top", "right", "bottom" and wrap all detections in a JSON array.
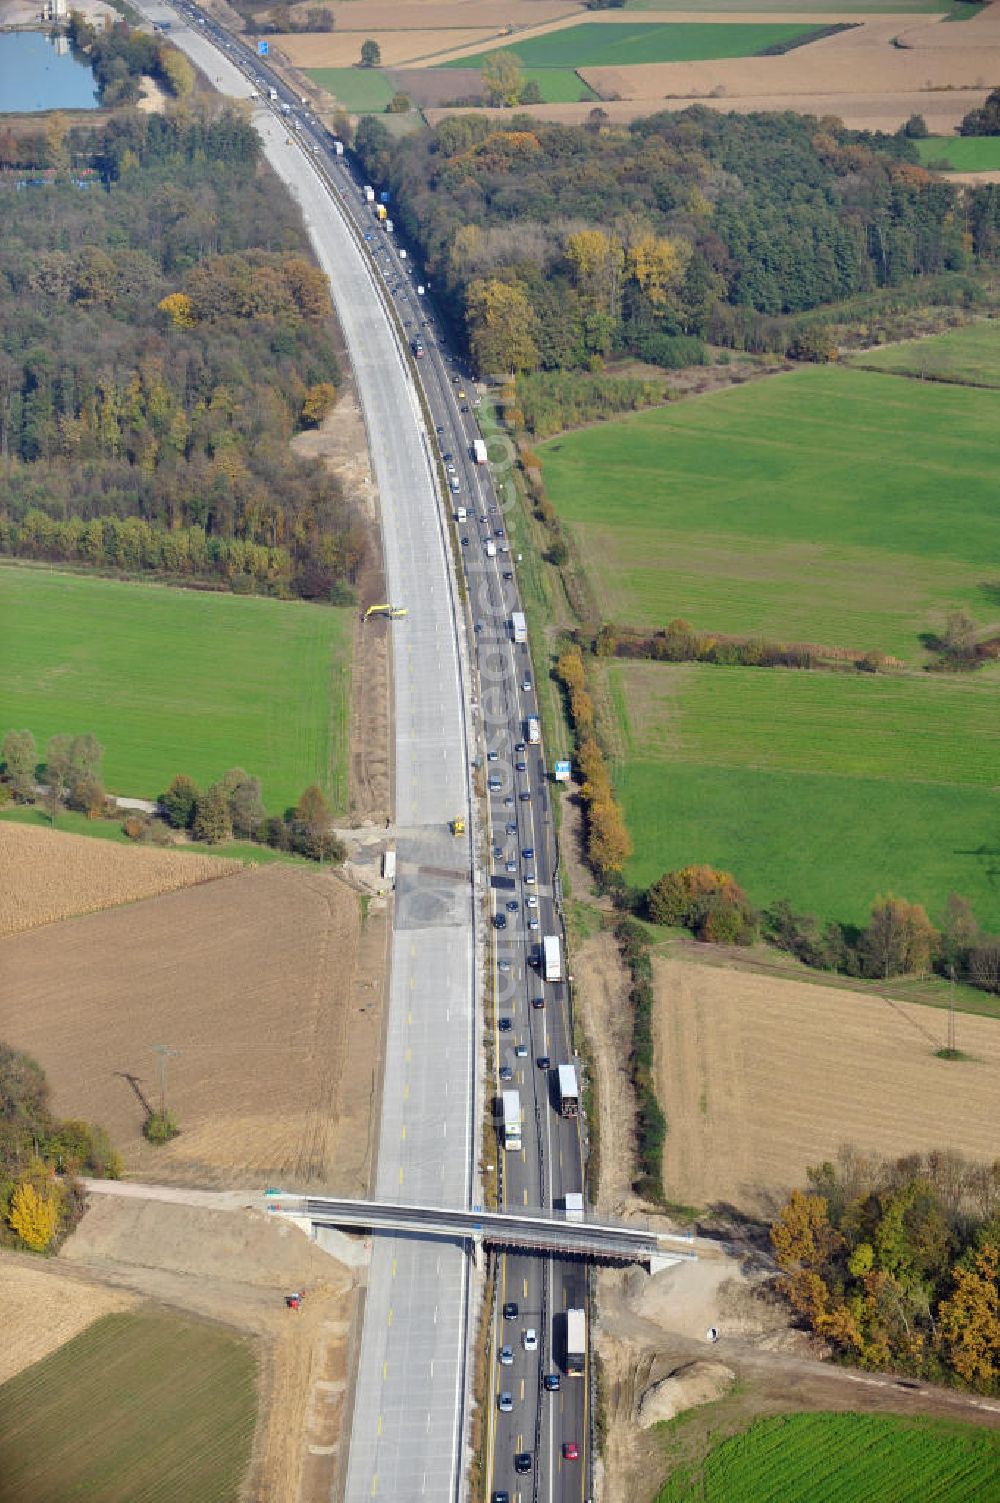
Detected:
[{"left": 615, "top": 918, "right": 666, "bottom": 1202}]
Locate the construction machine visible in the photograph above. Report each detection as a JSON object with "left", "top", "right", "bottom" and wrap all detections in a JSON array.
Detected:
[{"left": 364, "top": 603, "right": 408, "bottom": 621}]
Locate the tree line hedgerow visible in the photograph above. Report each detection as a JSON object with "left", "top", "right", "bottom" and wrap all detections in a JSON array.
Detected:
[
  {"left": 555, "top": 645, "right": 632, "bottom": 883},
  {"left": 1, "top": 730, "right": 346, "bottom": 863},
  {"left": 352, "top": 105, "right": 1000, "bottom": 374},
  {"left": 772, "top": 1148, "right": 1000, "bottom": 1393},
  {"left": 0, "top": 105, "right": 367, "bottom": 604},
  {"left": 0, "top": 1045, "right": 120, "bottom": 1255},
  {"left": 643, "top": 864, "right": 1000, "bottom": 998}
]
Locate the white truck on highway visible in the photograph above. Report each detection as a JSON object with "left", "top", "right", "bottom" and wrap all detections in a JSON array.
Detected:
[
  {"left": 543, "top": 934, "right": 562, "bottom": 984},
  {"left": 473, "top": 437, "right": 488, "bottom": 465},
  {"left": 511, "top": 611, "right": 527, "bottom": 644},
  {"left": 557, "top": 1064, "right": 580, "bottom": 1119},
  {"left": 485, "top": 539, "right": 497, "bottom": 558},
  {"left": 564, "top": 1191, "right": 584, "bottom": 1223},
  {"left": 526, "top": 715, "right": 541, "bottom": 745},
  {"left": 268, "top": 86, "right": 278, "bottom": 100},
  {"left": 564, "top": 1308, "right": 586, "bottom": 1377},
  {"left": 501, "top": 1089, "right": 522, "bottom": 1151},
  {"left": 363, "top": 184, "right": 375, "bottom": 203}
]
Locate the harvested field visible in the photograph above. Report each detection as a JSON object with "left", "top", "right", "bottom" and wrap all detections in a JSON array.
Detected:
[
  {"left": 0, "top": 822, "right": 240, "bottom": 937},
  {"left": 1, "top": 863, "right": 384, "bottom": 1192},
  {"left": 422, "top": 88, "right": 989, "bottom": 132},
  {"left": 0, "top": 1260, "right": 136, "bottom": 1385},
  {"left": 654, "top": 958, "right": 1000, "bottom": 1216},
  {"left": 288, "top": 0, "right": 575, "bottom": 31},
  {"left": 281, "top": 29, "right": 491, "bottom": 68}
]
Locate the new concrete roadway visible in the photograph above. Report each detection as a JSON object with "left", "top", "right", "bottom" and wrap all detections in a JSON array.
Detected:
[{"left": 127, "top": 7, "right": 478, "bottom": 1499}]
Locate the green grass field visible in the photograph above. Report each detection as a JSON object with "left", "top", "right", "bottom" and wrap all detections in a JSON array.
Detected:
[
  {"left": 917, "top": 135, "right": 1000, "bottom": 171},
  {"left": 306, "top": 66, "right": 397, "bottom": 112},
  {"left": 609, "top": 661, "right": 1000, "bottom": 927},
  {"left": 445, "top": 21, "right": 824, "bottom": 71},
  {"left": 1, "top": 567, "right": 352, "bottom": 812},
  {"left": 538, "top": 365, "right": 1000, "bottom": 663},
  {"left": 518, "top": 67, "right": 598, "bottom": 103},
  {"left": 852, "top": 322, "right": 1000, "bottom": 387},
  {"left": 0, "top": 1310, "right": 256, "bottom": 1502},
  {"left": 655, "top": 1412, "right": 1000, "bottom": 1503}
]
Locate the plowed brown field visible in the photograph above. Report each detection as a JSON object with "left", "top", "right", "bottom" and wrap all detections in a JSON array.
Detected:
[
  {"left": 0, "top": 822, "right": 240, "bottom": 937},
  {"left": 1, "top": 864, "right": 383, "bottom": 1192},
  {"left": 654, "top": 958, "right": 1000, "bottom": 1216}
]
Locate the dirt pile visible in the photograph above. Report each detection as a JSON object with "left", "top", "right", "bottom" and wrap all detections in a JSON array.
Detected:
[{"left": 637, "top": 1359, "right": 736, "bottom": 1427}]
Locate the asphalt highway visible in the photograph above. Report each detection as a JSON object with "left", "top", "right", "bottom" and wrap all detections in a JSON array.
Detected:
[{"left": 120, "top": 12, "right": 594, "bottom": 1497}]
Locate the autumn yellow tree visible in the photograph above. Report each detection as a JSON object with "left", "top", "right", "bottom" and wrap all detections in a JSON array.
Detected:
[
  {"left": 159, "top": 46, "right": 195, "bottom": 98},
  {"left": 938, "top": 1237, "right": 1000, "bottom": 1387},
  {"left": 9, "top": 1179, "right": 61, "bottom": 1252},
  {"left": 771, "top": 1188, "right": 844, "bottom": 1324},
  {"left": 627, "top": 232, "right": 689, "bottom": 308},
  {"left": 481, "top": 49, "right": 523, "bottom": 108},
  {"left": 302, "top": 382, "right": 337, "bottom": 426},
  {"left": 158, "top": 292, "right": 197, "bottom": 329},
  {"left": 565, "top": 229, "right": 624, "bottom": 317},
  {"left": 466, "top": 279, "right": 538, "bottom": 374}
]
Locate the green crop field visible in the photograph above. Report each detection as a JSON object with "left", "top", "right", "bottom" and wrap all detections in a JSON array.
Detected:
[
  {"left": 1, "top": 566, "right": 352, "bottom": 812},
  {"left": 655, "top": 1412, "right": 1000, "bottom": 1503},
  {"left": 0, "top": 1310, "right": 256, "bottom": 1502},
  {"left": 519, "top": 67, "right": 598, "bottom": 103},
  {"left": 445, "top": 21, "right": 824, "bottom": 72},
  {"left": 852, "top": 321, "right": 1000, "bottom": 387},
  {"left": 306, "top": 66, "right": 396, "bottom": 112},
  {"left": 538, "top": 365, "right": 1000, "bottom": 663},
  {"left": 917, "top": 135, "right": 1000, "bottom": 171},
  {"left": 609, "top": 660, "right": 1000, "bottom": 927}
]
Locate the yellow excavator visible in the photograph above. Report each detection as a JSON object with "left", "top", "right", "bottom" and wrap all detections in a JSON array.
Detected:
[
  {"left": 449, "top": 817, "right": 465, "bottom": 836},
  {"left": 364, "top": 603, "right": 408, "bottom": 621}
]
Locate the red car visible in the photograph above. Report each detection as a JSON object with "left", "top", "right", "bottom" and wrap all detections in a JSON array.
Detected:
[{"left": 563, "top": 1442, "right": 579, "bottom": 1462}]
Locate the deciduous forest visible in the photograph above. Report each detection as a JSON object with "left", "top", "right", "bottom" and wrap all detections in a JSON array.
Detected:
[
  {"left": 354, "top": 108, "right": 1000, "bottom": 371},
  {"left": 0, "top": 105, "right": 366, "bottom": 600}
]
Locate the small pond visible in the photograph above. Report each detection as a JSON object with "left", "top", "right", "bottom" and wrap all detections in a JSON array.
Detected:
[{"left": 0, "top": 30, "right": 99, "bottom": 113}]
